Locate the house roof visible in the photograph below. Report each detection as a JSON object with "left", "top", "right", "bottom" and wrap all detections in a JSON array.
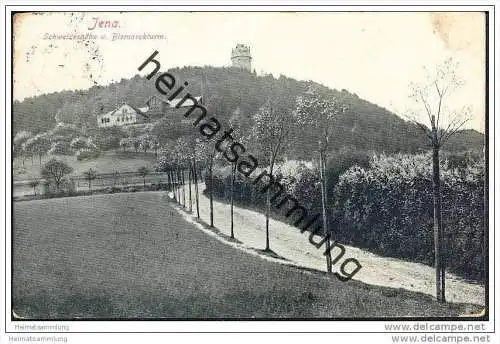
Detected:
[
  {"left": 98, "top": 94, "right": 203, "bottom": 120},
  {"left": 98, "top": 103, "right": 149, "bottom": 119},
  {"left": 169, "top": 96, "right": 202, "bottom": 108},
  {"left": 97, "top": 109, "right": 115, "bottom": 118},
  {"left": 127, "top": 104, "right": 149, "bottom": 118},
  {"left": 146, "top": 95, "right": 203, "bottom": 109}
]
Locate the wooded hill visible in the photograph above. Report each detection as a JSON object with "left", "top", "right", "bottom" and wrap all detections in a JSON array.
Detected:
[{"left": 13, "top": 66, "right": 484, "bottom": 157}]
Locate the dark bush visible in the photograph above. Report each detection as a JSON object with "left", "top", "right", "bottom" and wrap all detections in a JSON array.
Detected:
[
  {"left": 205, "top": 151, "right": 486, "bottom": 282},
  {"left": 76, "top": 148, "right": 101, "bottom": 161},
  {"left": 334, "top": 152, "right": 485, "bottom": 281}
]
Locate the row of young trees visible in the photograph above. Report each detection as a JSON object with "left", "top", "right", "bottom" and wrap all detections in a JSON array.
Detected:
[
  {"left": 163, "top": 58, "right": 476, "bottom": 303},
  {"left": 153, "top": 83, "right": 351, "bottom": 266},
  {"left": 156, "top": 137, "right": 210, "bottom": 222}
]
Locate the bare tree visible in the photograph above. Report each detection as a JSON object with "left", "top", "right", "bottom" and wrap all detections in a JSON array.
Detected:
[
  {"left": 193, "top": 139, "right": 211, "bottom": 220},
  {"left": 14, "top": 131, "right": 32, "bottom": 168},
  {"left": 406, "top": 58, "right": 472, "bottom": 303},
  {"left": 207, "top": 147, "right": 216, "bottom": 227},
  {"left": 24, "top": 133, "right": 51, "bottom": 166},
  {"left": 251, "top": 102, "right": 291, "bottom": 252},
  {"left": 226, "top": 114, "right": 250, "bottom": 240},
  {"left": 112, "top": 171, "right": 120, "bottom": 187},
  {"left": 83, "top": 168, "right": 97, "bottom": 193},
  {"left": 193, "top": 139, "right": 219, "bottom": 227},
  {"left": 295, "top": 86, "right": 348, "bottom": 273},
  {"left": 29, "top": 179, "right": 40, "bottom": 196},
  {"left": 41, "top": 158, "right": 73, "bottom": 193},
  {"left": 191, "top": 157, "right": 200, "bottom": 219},
  {"left": 172, "top": 137, "right": 194, "bottom": 210},
  {"left": 138, "top": 166, "right": 150, "bottom": 189}
]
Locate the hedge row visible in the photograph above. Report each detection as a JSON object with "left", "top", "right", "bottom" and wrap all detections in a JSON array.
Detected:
[{"left": 205, "top": 151, "right": 485, "bottom": 282}]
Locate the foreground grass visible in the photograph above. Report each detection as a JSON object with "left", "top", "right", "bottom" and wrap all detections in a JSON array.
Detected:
[
  {"left": 13, "top": 150, "right": 156, "bottom": 181},
  {"left": 13, "top": 192, "right": 478, "bottom": 319}
]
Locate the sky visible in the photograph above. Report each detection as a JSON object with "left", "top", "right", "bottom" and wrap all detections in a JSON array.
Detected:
[{"left": 13, "top": 12, "right": 486, "bottom": 132}]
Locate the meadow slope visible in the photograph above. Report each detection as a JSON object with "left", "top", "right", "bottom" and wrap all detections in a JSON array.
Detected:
[{"left": 12, "top": 192, "right": 479, "bottom": 319}]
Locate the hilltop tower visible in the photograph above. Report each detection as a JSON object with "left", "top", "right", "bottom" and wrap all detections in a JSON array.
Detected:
[{"left": 231, "top": 44, "right": 252, "bottom": 71}]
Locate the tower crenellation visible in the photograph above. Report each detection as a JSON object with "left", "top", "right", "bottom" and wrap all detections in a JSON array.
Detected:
[{"left": 231, "top": 43, "right": 252, "bottom": 71}]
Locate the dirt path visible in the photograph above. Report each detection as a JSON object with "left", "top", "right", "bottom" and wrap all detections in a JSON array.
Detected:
[{"left": 176, "top": 183, "right": 485, "bottom": 306}]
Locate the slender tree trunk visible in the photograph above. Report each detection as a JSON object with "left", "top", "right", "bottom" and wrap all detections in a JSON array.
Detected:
[
  {"left": 199, "top": 168, "right": 204, "bottom": 183},
  {"left": 39, "top": 154, "right": 42, "bottom": 166},
  {"left": 319, "top": 149, "right": 332, "bottom": 273},
  {"left": 177, "top": 168, "right": 181, "bottom": 205},
  {"left": 88, "top": 180, "right": 92, "bottom": 193},
  {"left": 167, "top": 169, "right": 172, "bottom": 193},
  {"left": 264, "top": 157, "right": 273, "bottom": 251},
  {"left": 175, "top": 170, "right": 179, "bottom": 200},
  {"left": 230, "top": 164, "right": 236, "bottom": 239},
  {"left": 181, "top": 169, "right": 186, "bottom": 208},
  {"left": 432, "top": 141, "right": 445, "bottom": 302},
  {"left": 188, "top": 166, "right": 192, "bottom": 212},
  {"left": 483, "top": 145, "right": 487, "bottom": 306},
  {"left": 193, "top": 160, "right": 200, "bottom": 219},
  {"left": 143, "top": 177, "right": 146, "bottom": 189},
  {"left": 173, "top": 169, "right": 178, "bottom": 201},
  {"left": 170, "top": 170, "right": 176, "bottom": 201},
  {"left": 31, "top": 155, "right": 34, "bottom": 165},
  {"left": 209, "top": 157, "right": 214, "bottom": 228},
  {"left": 178, "top": 169, "right": 182, "bottom": 204}
]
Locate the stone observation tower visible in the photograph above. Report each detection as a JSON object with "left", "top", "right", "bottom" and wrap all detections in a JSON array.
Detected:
[{"left": 231, "top": 44, "right": 252, "bottom": 71}]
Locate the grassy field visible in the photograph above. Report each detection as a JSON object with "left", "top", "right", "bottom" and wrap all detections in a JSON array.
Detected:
[
  {"left": 13, "top": 150, "right": 156, "bottom": 181},
  {"left": 12, "top": 192, "right": 478, "bottom": 319}
]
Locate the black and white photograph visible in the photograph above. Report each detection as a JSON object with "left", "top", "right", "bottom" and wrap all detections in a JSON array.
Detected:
[{"left": 2, "top": 3, "right": 497, "bottom": 343}]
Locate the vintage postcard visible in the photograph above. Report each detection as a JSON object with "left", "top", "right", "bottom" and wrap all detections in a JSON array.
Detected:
[{"left": 3, "top": 4, "right": 497, "bottom": 342}]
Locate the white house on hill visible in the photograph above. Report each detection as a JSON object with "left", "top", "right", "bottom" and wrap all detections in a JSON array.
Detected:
[
  {"left": 97, "top": 104, "right": 149, "bottom": 128},
  {"left": 96, "top": 95, "right": 203, "bottom": 128}
]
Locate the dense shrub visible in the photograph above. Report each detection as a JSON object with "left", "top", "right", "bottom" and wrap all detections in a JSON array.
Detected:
[
  {"left": 42, "top": 178, "right": 77, "bottom": 197},
  {"left": 104, "top": 186, "right": 123, "bottom": 194},
  {"left": 70, "top": 137, "right": 90, "bottom": 151},
  {"left": 205, "top": 150, "right": 486, "bottom": 282},
  {"left": 88, "top": 127, "right": 127, "bottom": 151},
  {"left": 76, "top": 147, "right": 101, "bottom": 161},
  {"left": 334, "top": 152, "right": 485, "bottom": 281}
]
